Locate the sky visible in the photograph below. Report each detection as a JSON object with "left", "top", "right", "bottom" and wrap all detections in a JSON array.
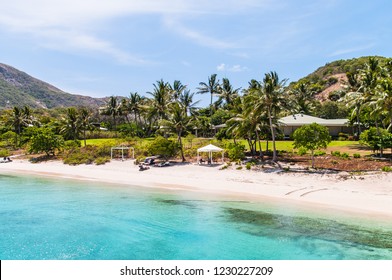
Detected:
[{"left": 0, "top": 0, "right": 391, "bottom": 107}]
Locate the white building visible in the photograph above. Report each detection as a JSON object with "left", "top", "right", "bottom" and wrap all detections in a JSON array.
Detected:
[{"left": 279, "top": 114, "right": 350, "bottom": 138}]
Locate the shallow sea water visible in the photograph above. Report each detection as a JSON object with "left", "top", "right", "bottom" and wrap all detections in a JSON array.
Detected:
[{"left": 1, "top": 173, "right": 392, "bottom": 260}]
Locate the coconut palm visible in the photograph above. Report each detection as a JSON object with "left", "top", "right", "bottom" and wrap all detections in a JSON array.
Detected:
[
  {"left": 289, "top": 81, "right": 317, "bottom": 115},
  {"left": 169, "top": 80, "right": 186, "bottom": 101},
  {"left": 147, "top": 79, "right": 172, "bottom": 121},
  {"left": 159, "top": 103, "right": 191, "bottom": 162},
  {"left": 197, "top": 74, "right": 220, "bottom": 116},
  {"left": 126, "top": 92, "right": 144, "bottom": 124},
  {"left": 179, "top": 90, "right": 199, "bottom": 116},
  {"left": 215, "top": 78, "right": 240, "bottom": 109},
  {"left": 342, "top": 72, "right": 365, "bottom": 136},
  {"left": 78, "top": 107, "right": 93, "bottom": 146},
  {"left": 101, "top": 96, "right": 122, "bottom": 130},
  {"left": 248, "top": 72, "right": 287, "bottom": 162},
  {"left": 60, "top": 107, "right": 80, "bottom": 141},
  {"left": 8, "top": 106, "right": 30, "bottom": 146}
]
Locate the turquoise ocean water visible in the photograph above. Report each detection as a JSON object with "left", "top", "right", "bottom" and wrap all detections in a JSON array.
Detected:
[{"left": 1, "top": 173, "right": 392, "bottom": 260}]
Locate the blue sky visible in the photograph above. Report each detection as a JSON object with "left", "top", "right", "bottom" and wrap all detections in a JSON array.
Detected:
[{"left": 0, "top": 0, "right": 391, "bottom": 106}]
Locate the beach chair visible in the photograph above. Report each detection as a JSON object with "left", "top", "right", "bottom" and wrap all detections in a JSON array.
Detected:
[{"left": 139, "top": 164, "right": 149, "bottom": 171}]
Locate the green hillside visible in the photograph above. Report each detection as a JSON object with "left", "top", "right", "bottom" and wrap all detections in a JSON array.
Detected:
[
  {"left": 292, "top": 56, "right": 391, "bottom": 94},
  {"left": 0, "top": 63, "right": 105, "bottom": 109}
]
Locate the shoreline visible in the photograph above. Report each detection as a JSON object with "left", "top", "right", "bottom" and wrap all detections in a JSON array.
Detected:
[{"left": 2, "top": 159, "right": 392, "bottom": 222}]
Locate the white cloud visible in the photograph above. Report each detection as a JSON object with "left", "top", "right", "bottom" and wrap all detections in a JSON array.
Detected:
[
  {"left": 217, "top": 63, "right": 248, "bottom": 72},
  {"left": 0, "top": 0, "right": 270, "bottom": 62},
  {"left": 329, "top": 43, "right": 376, "bottom": 57},
  {"left": 181, "top": 60, "right": 191, "bottom": 67},
  {"left": 163, "top": 17, "right": 235, "bottom": 50}
]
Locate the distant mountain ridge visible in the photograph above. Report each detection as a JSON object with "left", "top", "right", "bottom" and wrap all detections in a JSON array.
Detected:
[
  {"left": 1, "top": 56, "right": 390, "bottom": 110},
  {"left": 0, "top": 63, "right": 105, "bottom": 109}
]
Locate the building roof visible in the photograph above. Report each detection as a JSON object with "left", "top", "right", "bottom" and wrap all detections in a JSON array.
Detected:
[{"left": 279, "top": 114, "right": 348, "bottom": 127}]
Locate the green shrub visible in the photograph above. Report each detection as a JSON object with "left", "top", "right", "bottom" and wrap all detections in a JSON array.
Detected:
[
  {"left": 94, "top": 156, "right": 111, "bottom": 165},
  {"left": 314, "top": 150, "right": 326, "bottom": 156},
  {"left": 338, "top": 132, "right": 348, "bottom": 140},
  {"left": 341, "top": 152, "right": 350, "bottom": 159},
  {"left": 183, "top": 147, "right": 197, "bottom": 158},
  {"left": 63, "top": 146, "right": 97, "bottom": 165},
  {"left": 0, "top": 149, "right": 10, "bottom": 157},
  {"left": 331, "top": 160, "right": 338, "bottom": 165},
  {"left": 382, "top": 166, "right": 392, "bottom": 172},
  {"left": 29, "top": 127, "right": 64, "bottom": 156},
  {"left": 63, "top": 140, "right": 81, "bottom": 151},
  {"left": 353, "top": 153, "right": 361, "bottom": 158},
  {"left": 331, "top": 151, "right": 341, "bottom": 157},
  {"left": 0, "top": 131, "right": 17, "bottom": 148},
  {"left": 297, "top": 147, "right": 307, "bottom": 156},
  {"left": 225, "top": 142, "right": 246, "bottom": 161},
  {"left": 236, "top": 166, "right": 243, "bottom": 170},
  {"left": 360, "top": 127, "right": 392, "bottom": 152},
  {"left": 147, "top": 136, "right": 179, "bottom": 161},
  {"left": 63, "top": 152, "right": 95, "bottom": 165},
  {"left": 245, "top": 162, "right": 252, "bottom": 170},
  {"left": 96, "top": 145, "right": 112, "bottom": 157},
  {"left": 297, "top": 147, "right": 308, "bottom": 156}
]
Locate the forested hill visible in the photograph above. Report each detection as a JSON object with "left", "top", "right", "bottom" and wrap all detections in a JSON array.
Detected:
[
  {"left": 292, "top": 56, "right": 391, "bottom": 101},
  {"left": 0, "top": 63, "right": 105, "bottom": 109}
]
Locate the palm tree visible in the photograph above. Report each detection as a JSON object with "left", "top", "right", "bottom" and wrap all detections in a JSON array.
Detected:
[
  {"left": 160, "top": 103, "right": 191, "bottom": 162},
  {"left": 289, "top": 82, "right": 316, "bottom": 115},
  {"left": 215, "top": 78, "right": 240, "bottom": 109},
  {"left": 179, "top": 90, "right": 199, "bottom": 116},
  {"left": 169, "top": 80, "right": 186, "bottom": 101},
  {"left": 127, "top": 92, "right": 143, "bottom": 123},
  {"left": 342, "top": 72, "right": 365, "bottom": 136},
  {"left": 60, "top": 107, "right": 80, "bottom": 141},
  {"left": 78, "top": 107, "right": 93, "bottom": 146},
  {"left": 8, "top": 106, "right": 29, "bottom": 146},
  {"left": 242, "top": 80, "right": 270, "bottom": 158},
  {"left": 197, "top": 74, "right": 220, "bottom": 116},
  {"left": 147, "top": 79, "right": 171, "bottom": 121},
  {"left": 102, "top": 96, "right": 122, "bottom": 130},
  {"left": 265, "top": 72, "right": 288, "bottom": 162}
]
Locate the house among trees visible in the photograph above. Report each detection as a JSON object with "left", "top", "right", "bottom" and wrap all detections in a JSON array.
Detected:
[{"left": 279, "top": 114, "right": 349, "bottom": 138}]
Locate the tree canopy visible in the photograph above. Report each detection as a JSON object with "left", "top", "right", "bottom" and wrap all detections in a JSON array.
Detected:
[{"left": 293, "top": 123, "right": 331, "bottom": 168}]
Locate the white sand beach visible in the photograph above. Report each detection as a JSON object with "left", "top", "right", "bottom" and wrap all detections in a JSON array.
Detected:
[{"left": 2, "top": 159, "right": 392, "bottom": 220}]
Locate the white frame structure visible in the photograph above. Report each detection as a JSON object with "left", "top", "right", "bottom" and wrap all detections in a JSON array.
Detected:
[{"left": 110, "top": 146, "right": 134, "bottom": 161}]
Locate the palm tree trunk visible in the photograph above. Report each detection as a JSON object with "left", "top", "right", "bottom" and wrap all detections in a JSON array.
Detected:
[
  {"left": 356, "top": 105, "right": 361, "bottom": 136},
  {"left": 268, "top": 108, "right": 277, "bottom": 162},
  {"left": 83, "top": 130, "right": 87, "bottom": 147},
  {"left": 311, "top": 150, "right": 315, "bottom": 168},
  {"left": 210, "top": 93, "right": 213, "bottom": 117},
  {"left": 255, "top": 129, "right": 264, "bottom": 159},
  {"left": 178, "top": 129, "right": 186, "bottom": 162}
]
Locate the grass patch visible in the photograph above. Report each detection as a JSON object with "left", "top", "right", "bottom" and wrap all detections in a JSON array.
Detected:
[{"left": 85, "top": 138, "right": 118, "bottom": 146}]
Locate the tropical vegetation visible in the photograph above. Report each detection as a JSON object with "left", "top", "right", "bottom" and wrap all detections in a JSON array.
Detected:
[{"left": 1, "top": 56, "right": 392, "bottom": 171}]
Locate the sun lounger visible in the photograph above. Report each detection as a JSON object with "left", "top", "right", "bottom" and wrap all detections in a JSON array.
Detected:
[
  {"left": 0, "top": 157, "right": 12, "bottom": 163},
  {"left": 139, "top": 164, "right": 149, "bottom": 171},
  {"left": 143, "top": 157, "right": 155, "bottom": 165},
  {"left": 155, "top": 162, "right": 170, "bottom": 167}
]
